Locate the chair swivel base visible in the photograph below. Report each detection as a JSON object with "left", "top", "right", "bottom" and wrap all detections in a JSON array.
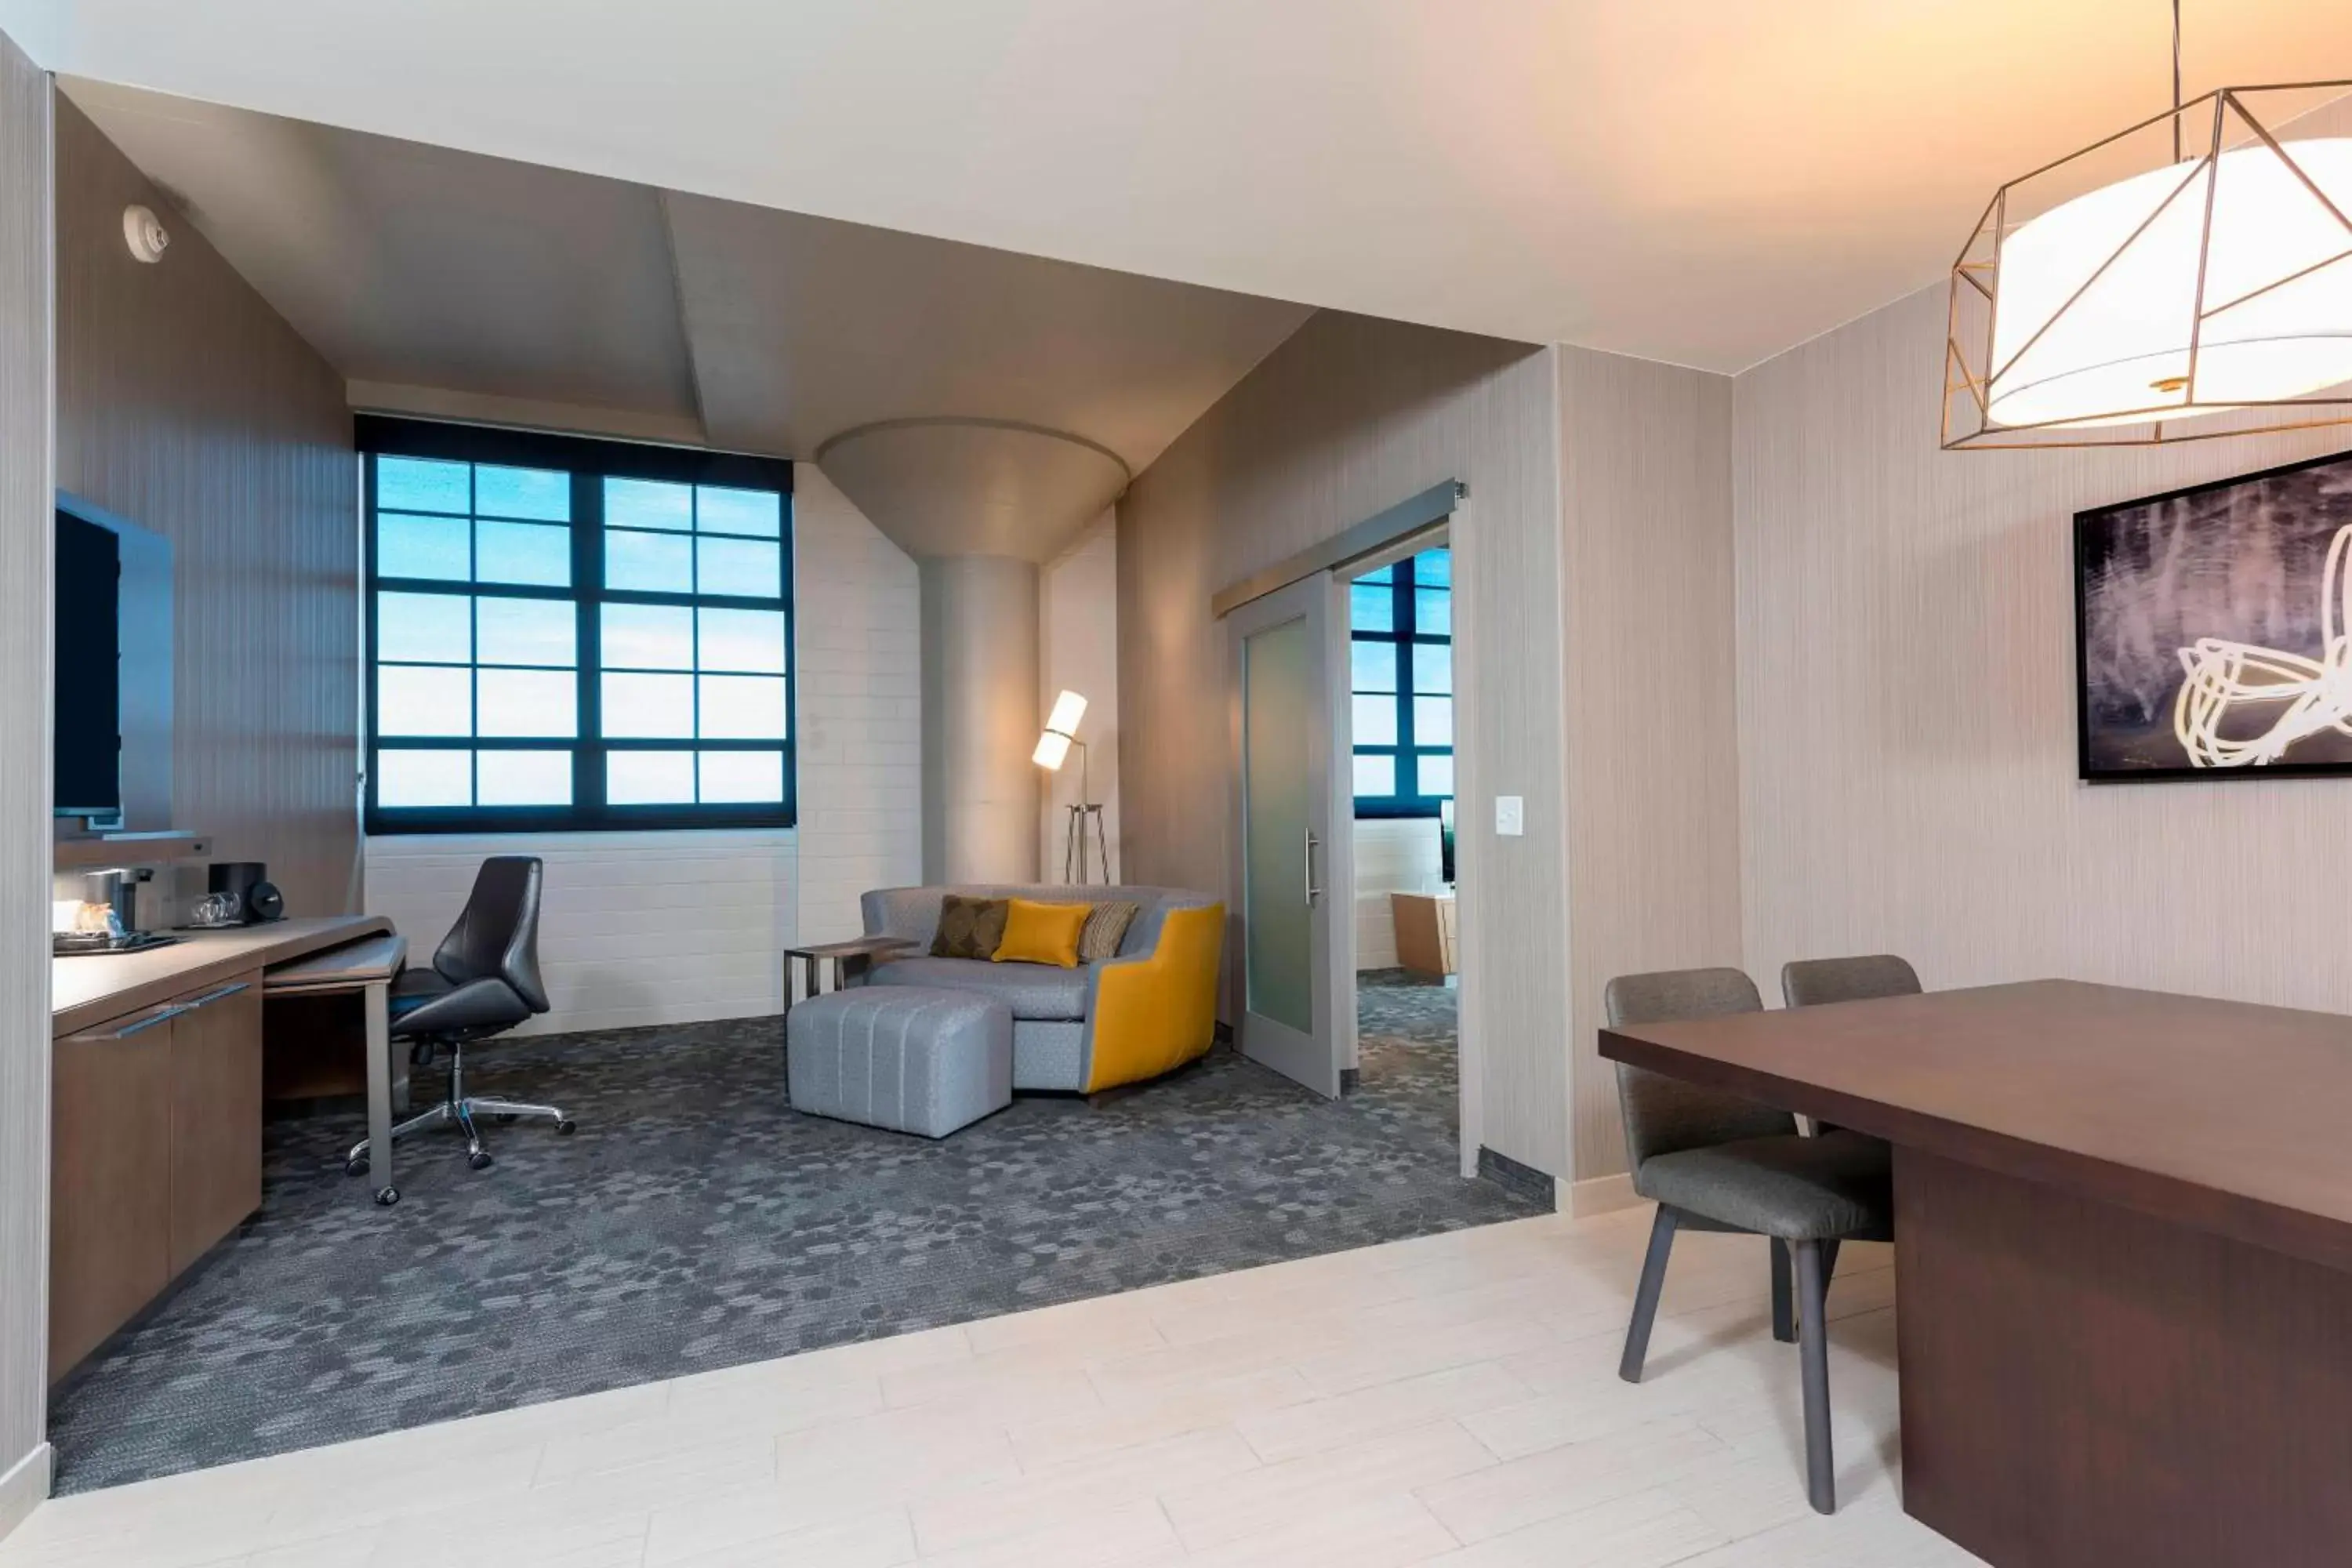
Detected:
[{"left": 344, "top": 1044, "right": 574, "bottom": 1181}]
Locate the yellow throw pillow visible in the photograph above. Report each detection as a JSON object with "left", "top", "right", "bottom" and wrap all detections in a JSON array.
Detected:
[{"left": 993, "top": 898, "right": 1091, "bottom": 968}]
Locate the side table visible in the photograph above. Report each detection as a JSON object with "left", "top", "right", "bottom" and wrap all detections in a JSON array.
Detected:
[{"left": 782, "top": 935, "right": 917, "bottom": 1014}]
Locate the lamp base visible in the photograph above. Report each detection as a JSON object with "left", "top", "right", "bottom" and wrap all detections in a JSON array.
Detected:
[{"left": 1062, "top": 804, "right": 1110, "bottom": 885}]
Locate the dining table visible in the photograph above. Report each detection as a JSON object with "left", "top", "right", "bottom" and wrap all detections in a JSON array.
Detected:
[{"left": 1600, "top": 978, "right": 2352, "bottom": 1568}]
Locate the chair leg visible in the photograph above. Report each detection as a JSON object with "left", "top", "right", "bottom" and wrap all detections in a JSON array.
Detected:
[
  {"left": 1770, "top": 1238, "right": 1795, "bottom": 1343},
  {"left": 1620, "top": 1206, "right": 1678, "bottom": 1383},
  {"left": 1794, "top": 1238, "right": 1836, "bottom": 1514}
]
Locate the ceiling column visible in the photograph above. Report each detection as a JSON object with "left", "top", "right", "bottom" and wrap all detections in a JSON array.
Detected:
[{"left": 919, "top": 554, "right": 1041, "bottom": 884}]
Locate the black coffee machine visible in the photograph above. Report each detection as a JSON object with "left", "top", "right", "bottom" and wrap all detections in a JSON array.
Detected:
[{"left": 205, "top": 861, "right": 285, "bottom": 925}]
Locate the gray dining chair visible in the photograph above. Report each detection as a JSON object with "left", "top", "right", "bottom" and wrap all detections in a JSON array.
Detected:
[
  {"left": 1779, "top": 955, "right": 1920, "bottom": 1138},
  {"left": 1606, "top": 966, "right": 1893, "bottom": 1515},
  {"left": 1780, "top": 953, "right": 1922, "bottom": 1009}
]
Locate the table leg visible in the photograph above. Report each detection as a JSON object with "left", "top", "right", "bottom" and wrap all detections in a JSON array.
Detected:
[
  {"left": 1896, "top": 1145, "right": 2352, "bottom": 1566},
  {"left": 364, "top": 978, "right": 397, "bottom": 1206}
]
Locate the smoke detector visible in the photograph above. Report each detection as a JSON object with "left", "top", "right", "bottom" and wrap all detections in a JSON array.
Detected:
[{"left": 122, "top": 205, "right": 169, "bottom": 264}]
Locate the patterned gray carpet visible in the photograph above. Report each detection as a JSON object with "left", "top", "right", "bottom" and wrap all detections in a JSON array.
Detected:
[{"left": 48, "top": 969, "right": 1533, "bottom": 1492}]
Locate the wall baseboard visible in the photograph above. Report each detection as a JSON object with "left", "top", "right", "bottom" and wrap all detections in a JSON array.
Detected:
[
  {"left": 1475, "top": 1145, "right": 1559, "bottom": 1208},
  {"left": 0, "top": 1442, "right": 52, "bottom": 1546},
  {"left": 1569, "top": 1171, "right": 1641, "bottom": 1218}
]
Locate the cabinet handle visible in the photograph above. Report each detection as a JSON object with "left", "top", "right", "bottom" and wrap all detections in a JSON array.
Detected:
[
  {"left": 86, "top": 1004, "right": 189, "bottom": 1040},
  {"left": 180, "top": 982, "right": 251, "bottom": 1011},
  {"left": 1305, "top": 830, "right": 1323, "bottom": 905}
]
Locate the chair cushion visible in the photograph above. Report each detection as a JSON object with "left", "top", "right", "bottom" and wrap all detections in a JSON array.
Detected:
[
  {"left": 1634, "top": 1131, "right": 1893, "bottom": 1242},
  {"left": 868, "top": 956, "right": 1088, "bottom": 1020},
  {"left": 387, "top": 969, "right": 533, "bottom": 1036},
  {"left": 930, "top": 895, "right": 1007, "bottom": 960},
  {"left": 995, "top": 898, "right": 1089, "bottom": 967},
  {"left": 1078, "top": 901, "right": 1140, "bottom": 963}
]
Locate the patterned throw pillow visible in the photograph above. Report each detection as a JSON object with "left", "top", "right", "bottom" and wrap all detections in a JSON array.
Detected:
[
  {"left": 1077, "top": 901, "right": 1141, "bottom": 963},
  {"left": 930, "top": 895, "right": 1009, "bottom": 959}
]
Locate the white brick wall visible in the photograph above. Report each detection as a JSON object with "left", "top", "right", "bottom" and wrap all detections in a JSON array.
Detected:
[
  {"left": 363, "top": 829, "right": 797, "bottom": 1034},
  {"left": 358, "top": 463, "right": 923, "bottom": 1032},
  {"left": 789, "top": 466, "right": 923, "bottom": 944},
  {"left": 1353, "top": 815, "right": 1444, "bottom": 970}
]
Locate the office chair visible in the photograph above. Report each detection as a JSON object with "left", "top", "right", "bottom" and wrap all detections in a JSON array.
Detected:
[{"left": 344, "top": 855, "right": 565, "bottom": 1178}]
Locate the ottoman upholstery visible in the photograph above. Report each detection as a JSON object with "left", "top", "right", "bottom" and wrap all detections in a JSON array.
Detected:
[{"left": 787, "top": 986, "right": 1012, "bottom": 1138}]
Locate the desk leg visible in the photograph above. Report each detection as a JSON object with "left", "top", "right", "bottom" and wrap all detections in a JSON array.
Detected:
[{"left": 364, "top": 978, "right": 397, "bottom": 1207}]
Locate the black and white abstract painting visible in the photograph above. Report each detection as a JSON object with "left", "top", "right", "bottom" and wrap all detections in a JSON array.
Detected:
[{"left": 2077, "top": 448, "right": 2352, "bottom": 779}]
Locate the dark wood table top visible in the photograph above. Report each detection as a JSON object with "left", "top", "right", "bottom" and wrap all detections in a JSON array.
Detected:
[{"left": 1600, "top": 979, "right": 2352, "bottom": 1275}]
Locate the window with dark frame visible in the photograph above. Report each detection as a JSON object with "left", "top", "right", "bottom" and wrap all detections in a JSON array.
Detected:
[
  {"left": 360, "top": 416, "right": 796, "bottom": 834},
  {"left": 1350, "top": 546, "right": 1454, "bottom": 817}
]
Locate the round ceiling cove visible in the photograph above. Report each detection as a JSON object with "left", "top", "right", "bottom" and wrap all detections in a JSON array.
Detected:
[{"left": 815, "top": 419, "right": 1131, "bottom": 563}]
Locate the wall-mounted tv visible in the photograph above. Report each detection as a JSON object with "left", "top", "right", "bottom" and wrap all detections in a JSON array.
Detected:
[
  {"left": 54, "top": 509, "right": 122, "bottom": 818},
  {"left": 2076, "top": 448, "right": 2352, "bottom": 782}
]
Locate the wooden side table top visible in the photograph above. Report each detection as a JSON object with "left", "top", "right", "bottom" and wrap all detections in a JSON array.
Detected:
[{"left": 785, "top": 935, "right": 918, "bottom": 962}]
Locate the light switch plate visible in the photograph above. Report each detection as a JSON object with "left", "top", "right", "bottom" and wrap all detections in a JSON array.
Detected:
[{"left": 1494, "top": 795, "right": 1524, "bottom": 837}]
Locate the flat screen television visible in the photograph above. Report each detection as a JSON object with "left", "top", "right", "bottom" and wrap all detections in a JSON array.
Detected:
[
  {"left": 54, "top": 508, "right": 122, "bottom": 818},
  {"left": 2076, "top": 447, "right": 2352, "bottom": 781}
]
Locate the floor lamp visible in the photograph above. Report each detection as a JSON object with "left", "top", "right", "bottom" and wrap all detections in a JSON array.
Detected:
[{"left": 1034, "top": 688, "right": 1110, "bottom": 884}]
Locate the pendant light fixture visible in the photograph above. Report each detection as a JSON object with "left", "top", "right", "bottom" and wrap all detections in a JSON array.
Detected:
[{"left": 1944, "top": 2, "right": 2352, "bottom": 448}]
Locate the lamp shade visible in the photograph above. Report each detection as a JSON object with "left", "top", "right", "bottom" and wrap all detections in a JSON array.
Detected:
[
  {"left": 1032, "top": 729, "right": 1072, "bottom": 771},
  {"left": 1044, "top": 689, "right": 1088, "bottom": 738},
  {"left": 1946, "top": 84, "right": 2352, "bottom": 448}
]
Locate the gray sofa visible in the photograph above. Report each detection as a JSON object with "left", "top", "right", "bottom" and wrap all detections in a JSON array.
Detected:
[{"left": 859, "top": 884, "right": 1221, "bottom": 1092}]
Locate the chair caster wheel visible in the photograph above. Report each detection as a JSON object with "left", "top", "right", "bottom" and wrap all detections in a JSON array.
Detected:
[
  {"left": 556, "top": 1119, "right": 576, "bottom": 1136},
  {"left": 374, "top": 1185, "right": 399, "bottom": 1207},
  {"left": 345, "top": 1155, "right": 368, "bottom": 1178},
  {"left": 469, "top": 1150, "right": 495, "bottom": 1171}
]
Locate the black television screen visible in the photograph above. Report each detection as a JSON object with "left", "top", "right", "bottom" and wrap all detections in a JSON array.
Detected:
[
  {"left": 2077, "top": 447, "right": 2352, "bottom": 781},
  {"left": 55, "top": 509, "right": 121, "bottom": 816}
]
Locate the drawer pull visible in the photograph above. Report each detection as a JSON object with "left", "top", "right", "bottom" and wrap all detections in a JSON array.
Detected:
[
  {"left": 180, "top": 982, "right": 251, "bottom": 1011},
  {"left": 88, "top": 1004, "right": 189, "bottom": 1040}
]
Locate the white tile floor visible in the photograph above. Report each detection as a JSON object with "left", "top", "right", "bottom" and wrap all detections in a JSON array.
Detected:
[{"left": 0, "top": 1209, "right": 1987, "bottom": 1567}]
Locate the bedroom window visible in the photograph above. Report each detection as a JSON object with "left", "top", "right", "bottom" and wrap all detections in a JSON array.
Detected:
[{"left": 361, "top": 416, "right": 795, "bottom": 833}]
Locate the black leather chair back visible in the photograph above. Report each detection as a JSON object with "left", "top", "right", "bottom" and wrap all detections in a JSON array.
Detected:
[{"left": 434, "top": 856, "right": 550, "bottom": 1015}]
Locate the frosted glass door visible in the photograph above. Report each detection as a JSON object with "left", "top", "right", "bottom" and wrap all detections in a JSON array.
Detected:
[
  {"left": 1244, "top": 618, "right": 1312, "bottom": 1033},
  {"left": 1225, "top": 574, "right": 1341, "bottom": 1098}
]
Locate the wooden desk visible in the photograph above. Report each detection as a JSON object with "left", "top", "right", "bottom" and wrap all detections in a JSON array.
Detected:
[
  {"left": 265, "top": 931, "right": 408, "bottom": 1206},
  {"left": 1601, "top": 980, "right": 2352, "bottom": 1568},
  {"left": 48, "top": 915, "right": 397, "bottom": 1379}
]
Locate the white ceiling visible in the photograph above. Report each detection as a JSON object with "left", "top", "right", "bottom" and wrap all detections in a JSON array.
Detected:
[
  {"left": 11, "top": 1, "right": 2352, "bottom": 372},
  {"left": 60, "top": 79, "right": 1316, "bottom": 558}
]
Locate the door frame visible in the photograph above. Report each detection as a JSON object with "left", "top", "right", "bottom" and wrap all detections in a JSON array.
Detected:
[{"left": 1212, "top": 480, "right": 1483, "bottom": 1174}]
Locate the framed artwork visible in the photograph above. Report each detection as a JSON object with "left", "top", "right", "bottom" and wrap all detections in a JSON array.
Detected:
[{"left": 2076, "top": 447, "right": 2352, "bottom": 780}]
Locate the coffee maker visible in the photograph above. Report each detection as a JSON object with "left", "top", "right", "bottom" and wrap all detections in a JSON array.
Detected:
[{"left": 198, "top": 861, "right": 285, "bottom": 926}]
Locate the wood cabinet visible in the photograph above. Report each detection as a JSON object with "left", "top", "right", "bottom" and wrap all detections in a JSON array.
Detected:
[
  {"left": 49, "top": 969, "right": 263, "bottom": 1380},
  {"left": 1391, "top": 892, "right": 1458, "bottom": 978}
]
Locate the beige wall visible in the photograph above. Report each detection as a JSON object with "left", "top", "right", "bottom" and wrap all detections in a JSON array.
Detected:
[
  {"left": 0, "top": 25, "right": 52, "bottom": 1542},
  {"left": 1039, "top": 512, "right": 1119, "bottom": 883},
  {"left": 1559, "top": 347, "right": 1741, "bottom": 1181},
  {"left": 1734, "top": 281, "right": 2352, "bottom": 1026},
  {"left": 54, "top": 98, "right": 358, "bottom": 919},
  {"left": 1117, "top": 311, "right": 1573, "bottom": 1178}
]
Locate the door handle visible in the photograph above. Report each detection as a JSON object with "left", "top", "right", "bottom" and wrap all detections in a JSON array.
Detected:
[{"left": 1305, "top": 830, "right": 1323, "bottom": 905}]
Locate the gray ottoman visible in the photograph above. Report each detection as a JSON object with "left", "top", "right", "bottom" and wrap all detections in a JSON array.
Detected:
[{"left": 786, "top": 986, "right": 1012, "bottom": 1138}]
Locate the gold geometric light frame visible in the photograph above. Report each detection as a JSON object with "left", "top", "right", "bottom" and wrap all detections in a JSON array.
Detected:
[{"left": 1945, "top": 79, "right": 2352, "bottom": 451}]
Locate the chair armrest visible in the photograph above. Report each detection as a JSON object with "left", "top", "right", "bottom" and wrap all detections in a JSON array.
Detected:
[{"left": 1082, "top": 903, "right": 1225, "bottom": 1091}]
